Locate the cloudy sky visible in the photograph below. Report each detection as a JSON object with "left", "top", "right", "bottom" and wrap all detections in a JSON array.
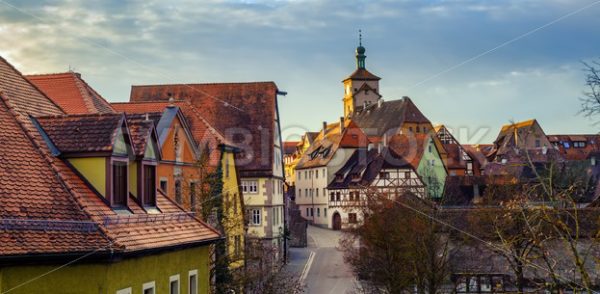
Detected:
[{"left": 1, "top": 0, "right": 599, "bottom": 143}]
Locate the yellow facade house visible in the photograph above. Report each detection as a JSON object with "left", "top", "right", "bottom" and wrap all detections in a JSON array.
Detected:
[{"left": 0, "top": 57, "right": 221, "bottom": 294}]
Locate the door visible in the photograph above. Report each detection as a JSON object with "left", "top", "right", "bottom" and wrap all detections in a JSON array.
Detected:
[{"left": 332, "top": 212, "right": 342, "bottom": 230}]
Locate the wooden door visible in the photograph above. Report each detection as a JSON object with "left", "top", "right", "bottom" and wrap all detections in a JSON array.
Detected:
[{"left": 332, "top": 212, "right": 342, "bottom": 230}]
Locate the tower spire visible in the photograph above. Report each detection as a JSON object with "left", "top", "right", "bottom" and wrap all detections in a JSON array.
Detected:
[{"left": 356, "top": 29, "right": 366, "bottom": 69}]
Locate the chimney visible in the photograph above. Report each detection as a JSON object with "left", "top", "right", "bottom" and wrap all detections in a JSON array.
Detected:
[
  {"left": 363, "top": 101, "right": 367, "bottom": 110},
  {"left": 377, "top": 98, "right": 384, "bottom": 108},
  {"left": 322, "top": 121, "right": 327, "bottom": 135},
  {"left": 383, "top": 133, "right": 388, "bottom": 147},
  {"left": 340, "top": 117, "right": 345, "bottom": 133},
  {"left": 377, "top": 143, "right": 382, "bottom": 153}
]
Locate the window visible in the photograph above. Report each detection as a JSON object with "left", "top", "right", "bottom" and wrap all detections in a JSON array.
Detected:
[
  {"left": 316, "top": 188, "right": 319, "bottom": 197},
  {"left": 336, "top": 192, "right": 341, "bottom": 201},
  {"left": 190, "top": 182, "right": 196, "bottom": 210},
  {"left": 189, "top": 270, "right": 198, "bottom": 294},
  {"left": 159, "top": 178, "right": 168, "bottom": 192},
  {"left": 169, "top": 274, "right": 180, "bottom": 294},
  {"left": 416, "top": 126, "right": 420, "bottom": 133},
  {"left": 298, "top": 189, "right": 302, "bottom": 197},
  {"left": 310, "top": 208, "right": 314, "bottom": 216},
  {"left": 142, "top": 281, "right": 155, "bottom": 294},
  {"left": 330, "top": 192, "right": 335, "bottom": 201},
  {"left": 242, "top": 180, "right": 258, "bottom": 194},
  {"left": 323, "top": 188, "right": 326, "bottom": 196},
  {"left": 428, "top": 145, "right": 432, "bottom": 153},
  {"left": 315, "top": 170, "right": 319, "bottom": 178},
  {"left": 574, "top": 141, "right": 586, "bottom": 148},
  {"left": 116, "top": 288, "right": 132, "bottom": 294},
  {"left": 317, "top": 208, "right": 320, "bottom": 217},
  {"left": 306, "top": 208, "right": 309, "bottom": 217},
  {"left": 324, "top": 208, "right": 327, "bottom": 217},
  {"left": 535, "top": 139, "right": 541, "bottom": 148},
  {"left": 404, "top": 171, "right": 411, "bottom": 179},
  {"left": 348, "top": 213, "right": 357, "bottom": 224},
  {"left": 379, "top": 172, "right": 390, "bottom": 179},
  {"left": 251, "top": 209, "right": 261, "bottom": 225},
  {"left": 117, "top": 287, "right": 131, "bottom": 294},
  {"left": 143, "top": 164, "right": 156, "bottom": 206},
  {"left": 305, "top": 189, "right": 308, "bottom": 197},
  {"left": 564, "top": 142, "right": 570, "bottom": 148},
  {"left": 112, "top": 161, "right": 128, "bottom": 206},
  {"left": 175, "top": 180, "right": 182, "bottom": 204}
]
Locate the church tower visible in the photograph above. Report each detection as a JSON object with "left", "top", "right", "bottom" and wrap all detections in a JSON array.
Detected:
[{"left": 343, "top": 31, "right": 381, "bottom": 118}]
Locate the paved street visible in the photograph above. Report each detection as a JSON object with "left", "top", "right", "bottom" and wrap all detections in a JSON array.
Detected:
[{"left": 288, "top": 225, "right": 357, "bottom": 294}]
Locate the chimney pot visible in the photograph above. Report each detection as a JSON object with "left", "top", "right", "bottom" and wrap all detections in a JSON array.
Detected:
[
  {"left": 378, "top": 98, "right": 384, "bottom": 108},
  {"left": 340, "top": 117, "right": 345, "bottom": 133},
  {"left": 322, "top": 121, "right": 327, "bottom": 135}
]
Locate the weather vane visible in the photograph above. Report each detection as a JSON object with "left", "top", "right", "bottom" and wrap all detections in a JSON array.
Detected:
[{"left": 359, "top": 29, "right": 362, "bottom": 46}]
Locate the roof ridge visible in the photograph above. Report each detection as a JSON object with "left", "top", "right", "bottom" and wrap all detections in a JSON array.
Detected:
[
  {"left": 72, "top": 72, "right": 116, "bottom": 113},
  {"left": 0, "top": 92, "right": 118, "bottom": 249},
  {"left": 176, "top": 100, "right": 232, "bottom": 147},
  {"left": 131, "top": 81, "right": 276, "bottom": 88},
  {"left": 36, "top": 112, "right": 123, "bottom": 119},
  {"left": 0, "top": 56, "right": 67, "bottom": 114},
  {"left": 69, "top": 72, "right": 99, "bottom": 114},
  {"left": 24, "top": 72, "right": 76, "bottom": 78}
]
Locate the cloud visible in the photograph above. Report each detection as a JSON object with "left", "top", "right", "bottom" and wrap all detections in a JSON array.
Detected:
[{"left": 0, "top": 0, "right": 599, "bottom": 141}]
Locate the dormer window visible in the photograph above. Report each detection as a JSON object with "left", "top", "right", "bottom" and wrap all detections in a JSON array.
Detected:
[
  {"left": 142, "top": 164, "right": 156, "bottom": 206},
  {"left": 111, "top": 160, "right": 128, "bottom": 207},
  {"left": 574, "top": 141, "right": 586, "bottom": 148},
  {"left": 351, "top": 173, "right": 361, "bottom": 181},
  {"left": 336, "top": 174, "right": 344, "bottom": 182}
]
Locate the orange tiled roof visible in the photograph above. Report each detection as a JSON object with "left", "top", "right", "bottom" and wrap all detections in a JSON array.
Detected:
[
  {"left": 34, "top": 113, "right": 125, "bottom": 154},
  {"left": 125, "top": 113, "right": 161, "bottom": 157},
  {"left": 547, "top": 134, "right": 600, "bottom": 161},
  {"left": 25, "top": 72, "right": 115, "bottom": 115},
  {"left": 296, "top": 120, "right": 370, "bottom": 169},
  {"left": 112, "top": 101, "right": 233, "bottom": 148},
  {"left": 343, "top": 68, "right": 381, "bottom": 81},
  {"left": 388, "top": 133, "right": 430, "bottom": 170},
  {"left": 0, "top": 56, "right": 220, "bottom": 259},
  {"left": 0, "top": 57, "right": 64, "bottom": 116},
  {"left": 129, "top": 82, "right": 279, "bottom": 177}
]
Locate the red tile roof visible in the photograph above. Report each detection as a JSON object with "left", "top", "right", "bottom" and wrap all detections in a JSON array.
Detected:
[
  {"left": 34, "top": 113, "right": 126, "bottom": 154},
  {"left": 547, "top": 134, "right": 600, "bottom": 161},
  {"left": 283, "top": 141, "right": 299, "bottom": 155},
  {"left": 125, "top": 113, "right": 161, "bottom": 157},
  {"left": 112, "top": 101, "right": 232, "bottom": 148},
  {"left": 0, "top": 56, "right": 220, "bottom": 259},
  {"left": 26, "top": 72, "right": 115, "bottom": 115},
  {"left": 0, "top": 94, "right": 113, "bottom": 256},
  {"left": 129, "top": 82, "right": 280, "bottom": 177},
  {"left": 387, "top": 133, "right": 430, "bottom": 170},
  {"left": 296, "top": 120, "right": 370, "bottom": 169},
  {"left": 0, "top": 56, "right": 64, "bottom": 117},
  {"left": 343, "top": 68, "right": 381, "bottom": 81}
]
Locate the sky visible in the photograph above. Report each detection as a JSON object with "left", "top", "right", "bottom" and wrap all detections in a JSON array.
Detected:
[{"left": 1, "top": 0, "right": 599, "bottom": 144}]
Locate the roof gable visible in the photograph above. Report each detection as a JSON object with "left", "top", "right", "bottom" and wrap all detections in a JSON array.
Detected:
[
  {"left": 26, "top": 72, "right": 115, "bottom": 115},
  {"left": 129, "top": 82, "right": 279, "bottom": 174},
  {"left": 353, "top": 97, "right": 431, "bottom": 137},
  {"left": 33, "top": 113, "right": 131, "bottom": 156}
]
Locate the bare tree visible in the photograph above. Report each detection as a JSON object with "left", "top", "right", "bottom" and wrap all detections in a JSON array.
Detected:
[
  {"left": 580, "top": 60, "right": 600, "bottom": 119},
  {"left": 340, "top": 191, "right": 451, "bottom": 293}
]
